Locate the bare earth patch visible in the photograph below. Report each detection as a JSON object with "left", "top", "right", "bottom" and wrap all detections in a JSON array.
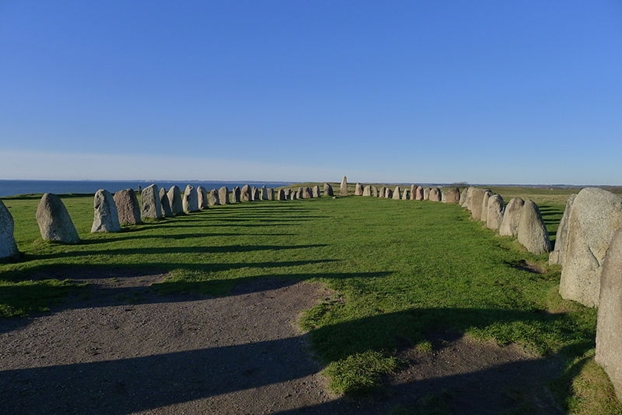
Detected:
[{"left": 0, "top": 271, "right": 563, "bottom": 414}]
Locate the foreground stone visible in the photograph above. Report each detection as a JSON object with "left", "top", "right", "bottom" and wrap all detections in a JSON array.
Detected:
[
  {"left": 0, "top": 200, "right": 19, "bottom": 259},
  {"left": 141, "top": 185, "right": 163, "bottom": 220},
  {"left": 91, "top": 189, "right": 121, "bottom": 233},
  {"left": 559, "top": 188, "right": 622, "bottom": 307},
  {"left": 114, "top": 189, "right": 142, "bottom": 225},
  {"left": 219, "top": 186, "right": 229, "bottom": 205},
  {"left": 486, "top": 194, "right": 504, "bottom": 231},
  {"left": 183, "top": 185, "right": 199, "bottom": 213},
  {"left": 442, "top": 188, "right": 460, "bottom": 204},
  {"left": 167, "top": 186, "right": 184, "bottom": 215},
  {"left": 469, "top": 188, "right": 488, "bottom": 221},
  {"left": 549, "top": 194, "right": 576, "bottom": 266},
  {"left": 517, "top": 200, "right": 551, "bottom": 255},
  {"left": 36, "top": 193, "right": 80, "bottom": 244},
  {"left": 393, "top": 186, "right": 401, "bottom": 200},
  {"left": 499, "top": 198, "right": 525, "bottom": 237},
  {"left": 340, "top": 176, "right": 348, "bottom": 196},
  {"left": 323, "top": 183, "right": 334, "bottom": 197},
  {"left": 159, "top": 188, "right": 173, "bottom": 217},
  {"left": 596, "top": 228, "right": 622, "bottom": 400},
  {"left": 208, "top": 189, "right": 219, "bottom": 206}
]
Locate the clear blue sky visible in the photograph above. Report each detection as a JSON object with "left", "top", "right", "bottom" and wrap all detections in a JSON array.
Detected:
[{"left": 1, "top": 1, "right": 621, "bottom": 184}]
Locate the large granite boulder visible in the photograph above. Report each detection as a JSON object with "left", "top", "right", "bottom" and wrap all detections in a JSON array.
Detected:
[
  {"left": 324, "top": 183, "right": 334, "bottom": 197},
  {"left": 114, "top": 189, "right": 142, "bottom": 225},
  {"left": 296, "top": 187, "right": 304, "bottom": 199},
  {"left": 197, "top": 186, "right": 208, "bottom": 210},
  {"left": 402, "top": 189, "right": 410, "bottom": 200},
  {"left": 91, "top": 189, "right": 121, "bottom": 233},
  {"left": 596, "top": 228, "right": 622, "bottom": 399},
  {"left": 559, "top": 188, "right": 622, "bottom": 307},
  {"left": 267, "top": 188, "right": 275, "bottom": 200},
  {"left": 312, "top": 186, "right": 321, "bottom": 198},
  {"left": 159, "top": 188, "right": 173, "bottom": 217},
  {"left": 36, "top": 193, "right": 80, "bottom": 244},
  {"left": 461, "top": 187, "right": 474, "bottom": 208},
  {"left": 423, "top": 188, "right": 430, "bottom": 201},
  {"left": 517, "top": 200, "right": 551, "bottom": 255},
  {"left": 415, "top": 186, "right": 424, "bottom": 201},
  {"left": 429, "top": 187, "right": 441, "bottom": 202},
  {"left": 410, "top": 185, "right": 416, "bottom": 200},
  {"left": 486, "top": 194, "right": 505, "bottom": 231},
  {"left": 219, "top": 186, "right": 229, "bottom": 205},
  {"left": 260, "top": 186, "right": 268, "bottom": 201},
  {"left": 340, "top": 176, "right": 348, "bottom": 196},
  {"left": 385, "top": 188, "right": 393, "bottom": 199},
  {"left": 208, "top": 189, "right": 219, "bottom": 206},
  {"left": 442, "top": 188, "right": 460, "bottom": 204},
  {"left": 141, "top": 184, "right": 163, "bottom": 220},
  {"left": 499, "top": 198, "right": 525, "bottom": 237},
  {"left": 393, "top": 186, "right": 401, "bottom": 200},
  {"left": 372, "top": 186, "right": 379, "bottom": 197},
  {"left": 231, "top": 187, "right": 240, "bottom": 203},
  {"left": 167, "top": 186, "right": 184, "bottom": 215},
  {"left": 241, "top": 185, "right": 251, "bottom": 202},
  {"left": 302, "top": 187, "right": 312, "bottom": 199},
  {"left": 0, "top": 200, "right": 19, "bottom": 259},
  {"left": 183, "top": 185, "right": 200, "bottom": 213},
  {"left": 481, "top": 191, "right": 493, "bottom": 223},
  {"left": 379, "top": 187, "right": 387, "bottom": 198},
  {"left": 469, "top": 188, "right": 488, "bottom": 220},
  {"left": 277, "top": 189, "right": 286, "bottom": 201},
  {"left": 549, "top": 194, "right": 576, "bottom": 266},
  {"left": 459, "top": 188, "right": 468, "bottom": 206},
  {"left": 251, "top": 187, "right": 259, "bottom": 201},
  {"left": 355, "top": 183, "right": 363, "bottom": 196}
]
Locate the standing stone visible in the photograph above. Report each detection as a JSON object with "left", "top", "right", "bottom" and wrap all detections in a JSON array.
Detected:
[
  {"left": 312, "top": 186, "right": 321, "bottom": 198},
  {"left": 324, "top": 183, "right": 334, "bottom": 197},
  {"left": 459, "top": 187, "right": 468, "bottom": 206},
  {"left": 340, "top": 176, "right": 348, "bottom": 196},
  {"left": 461, "top": 187, "right": 475, "bottom": 209},
  {"left": 141, "top": 184, "right": 163, "bottom": 220},
  {"left": 91, "top": 189, "right": 121, "bottom": 233},
  {"left": 114, "top": 189, "right": 142, "bottom": 225},
  {"left": 302, "top": 187, "right": 312, "bottom": 199},
  {"left": 549, "top": 194, "right": 577, "bottom": 266},
  {"left": 291, "top": 189, "right": 298, "bottom": 200},
  {"left": 481, "top": 191, "right": 493, "bottom": 223},
  {"left": 499, "top": 198, "right": 525, "bottom": 237},
  {"left": 231, "top": 187, "right": 241, "bottom": 203},
  {"left": 559, "top": 188, "right": 622, "bottom": 307},
  {"left": 415, "top": 186, "right": 424, "bottom": 201},
  {"left": 218, "top": 186, "right": 229, "bottom": 205},
  {"left": 410, "top": 185, "right": 416, "bottom": 200},
  {"left": 260, "top": 186, "right": 268, "bottom": 201},
  {"left": 442, "top": 188, "right": 460, "bottom": 204},
  {"left": 197, "top": 186, "right": 208, "bottom": 210},
  {"left": 469, "top": 188, "right": 489, "bottom": 221},
  {"left": 385, "top": 188, "right": 393, "bottom": 199},
  {"left": 379, "top": 187, "right": 387, "bottom": 198},
  {"left": 0, "top": 200, "right": 19, "bottom": 259},
  {"left": 402, "top": 189, "right": 410, "bottom": 200},
  {"left": 517, "top": 200, "right": 551, "bottom": 255},
  {"left": 183, "top": 185, "right": 199, "bottom": 213},
  {"left": 267, "top": 188, "right": 275, "bottom": 201},
  {"left": 208, "top": 189, "right": 220, "bottom": 206},
  {"left": 284, "top": 189, "right": 291, "bottom": 200},
  {"left": 372, "top": 186, "right": 379, "bottom": 197},
  {"left": 159, "top": 188, "right": 173, "bottom": 217},
  {"left": 36, "top": 193, "right": 80, "bottom": 244},
  {"left": 240, "top": 185, "right": 251, "bottom": 202},
  {"left": 297, "top": 187, "right": 304, "bottom": 199},
  {"left": 362, "top": 185, "right": 371, "bottom": 197},
  {"left": 392, "top": 186, "right": 401, "bottom": 200},
  {"left": 595, "top": 228, "right": 622, "bottom": 400},
  {"left": 486, "top": 194, "right": 505, "bottom": 231},
  {"left": 167, "top": 186, "right": 184, "bottom": 215},
  {"left": 354, "top": 183, "right": 363, "bottom": 196},
  {"left": 277, "top": 189, "right": 286, "bottom": 201},
  {"left": 429, "top": 188, "right": 442, "bottom": 202},
  {"left": 251, "top": 187, "right": 260, "bottom": 201},
  {"left": 423, "top": 188, "right": 430, "bottom": 200}
]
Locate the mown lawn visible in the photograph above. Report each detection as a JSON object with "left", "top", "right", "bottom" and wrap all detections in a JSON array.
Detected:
[{"left": 1, "top": 189, "right": 620, "bottom": 414}]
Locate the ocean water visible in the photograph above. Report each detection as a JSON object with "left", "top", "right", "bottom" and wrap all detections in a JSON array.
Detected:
[{"left": 0, "top": 180, "right": 294, "bottom": 198}]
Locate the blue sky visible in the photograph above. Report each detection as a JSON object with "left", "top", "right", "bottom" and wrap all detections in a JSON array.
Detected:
[{"left": 1, "top": 1, "right": 621, "bottom": 184}]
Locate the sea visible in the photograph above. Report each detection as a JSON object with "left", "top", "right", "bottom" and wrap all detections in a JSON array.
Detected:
[{"left": 0, "top": 180, "right": 295, "bottom": 198}]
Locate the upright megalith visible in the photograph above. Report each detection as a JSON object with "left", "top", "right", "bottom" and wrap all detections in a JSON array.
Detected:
[
  {"left": 402, "top": 189, "right": 409, "bottom": 200},
  {"left": 0, "top": 200, "right": 19, "bottom": 259},
  {"left": 559, "top": 188, "right": 622, "bottom": 307},
  {"left": 379, "top": 187, "right": 387, "bottom": 198},
  {"left": 114, "top": 189, "right": 142, "bottom": 225},
  {"left": 469, "top": 188, "right": 488, "bottom": 221},
  {"left": 549, "top": 194, "right": 576, "bottom": 266},
  {"left": 218, "top": 186, "right": 229, "bottom": 205},
  {"left": 355, "top": 183, "right": 364, "bottom": 196},
  {"left": 486, "top": 194, "right": 505, "bottom": 231},
  {"left": 481, "top": 191, "right": 492, "bottom": 223},
  {"left": 267, "top": 188, "right": 276, "bottom": 201},
  {"left": 461, "top": 187, "right": 474, "bottom": 209},
  {"left": 208, "top": 189, "right": 219, "bottom": 207},
  {"left": 183, "top": 185, "right": 199, "bottom": 213},
  {"left": 167, "top": 186, "right": 184, "bottom": 215},
  {"left": 260, "top": 186, "right": 268, "bottom": 201},
  {"left": 372, "top": 186, "right": 379, "bottom": 197},
  {"left": 517, "top": 200, "right": 551, "bottom": 255},
  {"left": 340, "top": 176, "right": 348, "bottom": 196},
  {"left": 277, "top": 189, "right": 286, "bottom": 201},
  {"left": 429, "top": 188, "right": 441, "bottom": 202},
  {"left": 393, "top": 186, "right": 401, "bottom": 200},
  {"left": 302, "top": 187, "right": 312, "bottom": 199},
  {"left": 36, "top": 193, "right": 80, "bottom": 244},
  {"left": 385, "top": 188, "right": 393, "bottom": 199},
  {"left": 499, "top": 197, "right": 525, "bottom": 237},
  {"left": 312, "top": 186, "right": 321, "bottom": 198},
  {"left": 251, "top": 187, "right": 260, "bottom": 201},
  {"left": 324, "top": 183, "right": 334, "bottom": 197},
  {"left": 595, "top": 228, "right": 622, "bottom": 399},
  {"left": 442, "top": 188, "right": 460, "bottom": 204},
  {"left": 141, "top": 184, "right": 163, "bottom": 220},
  {"left": 241, "top": 185, "right": 251, "bottom": 202},
  {"left": 159, "top": 187, "right": 173, "bottom": 217},
  {"left": 297, "top": 187, "right": 304, "bottom": 199},
  {"left": 415, "top": 186, "right": 424, "bottom": 201},
  {"left": 231, "top": 187, "right": 241, "bottom": 203},
  {"left": 91, "top": 189, "right": 121, "bottom": 233},
  {"left": 197, "top": 186, "right": 208, "bottom": 210},
  {"left": 410, "top": 185, "right": 416, "bottom": 200},
  {"left": 459, "top": 188, "right": 468, "bottom": 206}
]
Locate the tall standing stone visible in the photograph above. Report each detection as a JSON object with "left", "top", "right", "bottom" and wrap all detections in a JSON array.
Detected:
[
  {"left": 251, "top": 187, "right": 260, "bottom": 201},
  {"left": 183, "top": 185, "right": 199, "bottom": 213},
  {"left": 231, "top": 187, "right": 241, "bottom": 203},
  {"left": 241, "top": 185, "right": 251, "bottom": 202},
  {"left": 277, "top": 189, "right": 286, "bottom": 201},
  {"left": 297, "top": 187, "right": 304, "bottom": 199},
  {"left": 372, "top": 186, "right": 379, "bottom": 197},
  {"left": 461, "top": 187, "right": 475, "bottom": 209},
  {"left": 208, "top": 189, "right": 219, "bottom": 206},
  {"left": 267, "top": 188, "right": 275, "bottom": 200},
  {"left": 218, "top": 186, "right": 229, "bottom": 205},
  {"left": 312, "top": 186, "right": 321, "bottom": 198},
  {"left": 392, "top": 186, "right": 401, "bottom": 200},
  {"left": 354, "top": 183, "right": 363, "bottom": 196},
  {"left": 141, "top": 184, "right": 163, "bottom": 219},
  {"left": 167, "top": 186, "right": 184, "bottom": 215},
  {"left": 0, "top": 200, "right": 19, "bottom": 259},
  {"left": 260, "top": 186, "right": 268, "bottom": 201},
  {"left": 486, "top": 194, "right": 505, "bottom": 231},
  {"left": 595, "top": 228, "right": 622, "bottom": 400},
  {"left": 415, "top": 186, "right": 424, "bottom": 201},
  {"left": 302, "top": 187, "right": 312, "bottom": 199},
  {"left": 197, "top": 186, "right": 208, "bottom": 210},
  {"left": 549, "top": 194, "right": 576, "bottom": 266},
  {"left": 379, "top": 187, "right": 387, "bottom": 198},
  {"left": 559, "top": 188, "right": 622, "bottom": 307},
  {"left": 429, "top": 188, "right": 441, "bottom": 202},
  {"left": 385, "top": 188, "right": 393, "bottom": 199},
  {"left": 423, "top": 188, "right": 430, "bottom": 200},
  {"left": 340, "top": 176, "right": 348, "bottom": 196},
  {"left": 499, "top": 197, "right": 525, "bottom": 237},
  {"left": 517, "top": 200, "right": 551, "bottom": 255},
  {"left": 410, "top": 185, "right": 416, "bottom": 200},
  {"left": 114, "top": 189, "right": 142, "bottom": 225},
  {"left": 459, "top": 187, "right": 468, "bottom": 206},
  {"left": 324, "top": 183, "right": 334, "bottom": 197},
  {"left": 481, "top": 191, "right": 492, "bottom": 223},
  {"left": 402, "top": 189, "right": 410, "bottom": 200},
  {"left": 36, "top": 193, "right": 80, "bottom": 244},
  {"left": 91, "top": 189, "right": 121, "bottom": 233},
  {"left": 159, "top": 187, "right": 173, "bottom": 217},
  {"left": 469, "top": 188, "right": 488, "bottom": 221},
  {"left": 442, "top": 188, "right": 460, "bottom": 204},
  {"left": 362, "top": 185, "right": 371, "bottom": 196}
]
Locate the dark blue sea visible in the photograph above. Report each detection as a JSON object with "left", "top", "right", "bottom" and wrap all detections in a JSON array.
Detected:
[{"left": 0, "top": 180, "right": 295, "bottom": 198}]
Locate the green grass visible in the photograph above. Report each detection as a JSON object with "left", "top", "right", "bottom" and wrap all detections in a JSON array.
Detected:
[{"left": 1, "top": 189, "right": 619, "bottom": 413}]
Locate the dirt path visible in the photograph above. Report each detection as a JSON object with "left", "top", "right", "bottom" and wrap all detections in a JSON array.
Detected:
[{"left": 0, "top": 272, "right": 564, "bottom": 414}]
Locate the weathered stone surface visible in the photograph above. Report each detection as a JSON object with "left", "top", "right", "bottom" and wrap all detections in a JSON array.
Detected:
[
  {"left": 429, "top": 188, "right": 441, "bottom": 202},
  {"left": 284, "top": 189, "right": 291, "bottom": 200},
  {"left": 385, "top": 188, "right": 393, "bottom": 199},
  {"left": 340, "top": 176, "right": 348, "bottom": 196},
  {"left": 402, "top": 189, "right": 410, "bottom": 200},
  {"left": 36, "top": 193, "right": 80, "bottom": 244},
  {"left": 0, "top": 200, "right": 19, "bottom": 259},
  {"left": 260, "top": 186, "right": 268, "bottom": 201},
  {"left": 459, "top": 187, "right": 468, "bottom": 206},
  {"left": 183, "top": 185, "right": 200, "bottom": 213},
  {"left": 240, "top": 185, "right": 251, "bottom": 202},
  {"left": 549, "top": 194, "right": 576, "bottom": 266},
  {"left": 114, "top": 189, "right": 142, "bottom": 225},
  {"left": 486, "top": 194, "right": 505, "bottom": 231},
  {"left": 219, "top": 186, "right": 229, "bottom": 205},
  {"left": 481, "top": 191, "right": 492, "bottom": 223},
  {"left": 354, "top": 183, "right": 363, "bottom": 196},
  {"left": 167, "top": 186, "right": 184, "bottom": 215},
  {"left": 324, "top": 183, "right": 334, "bottom": 197},
  {"left": 91, "top": 190, "right": 121, "bottom": 233},
  {"left": 196, "top": 186, "right": 208, "bottom": 210},
  {"left": 410, "top": 185, "right": 416, "bottom": 200},
  {"left": 423, "top": 188, "right": 430, "bottom": 201},
  {"left": 379, "top": 187, "right": 387, "bottom": 198},
  {"left": 415, "top": 186, "right": 424, "bottom": 201},
  {"left": 442, "top": 188, "right": 460, "bottom": 204},
  {"left": 296, "top": 187, "right": 304, "bottom": 199},
  {"left": 267, "top": 188, "right": 275, "bottom": 201},
  {"left": 251, "top": 187, "right": 260, "bottom": 201},
  {"left": 517, "top": 200, "right": 551, "bottom": 255},
  {"left": 302, "top": 187, "right": 312, "bottom": 199},
  {"left": 393, "top": 186, "right": 401, "bottom": 200},
  {"left": 596, "top": 228, "right": 622, "bottom": 400},
  {"left": 141, "top": 184, "right": 163, "bottom": 219},
  {"left": 291, "top": 189, "right": 298, "bottom": 200},
  {"left": 312, "top": 186, "right": 321, "bottom": 198},
  {"left": 159, "top": 188, "right": 173, "bottom": 217},
  {"left": 461, "top": 187, "right": 474, "bottom": 208},
  {"left": 277, "top": 189, "right": 286, "bottom": 201},
  {"left": 372, "top": 186, "right": 379, "bottom": 197},
  {"left": 469, "top": 188, "right": 488, "bottom": 221},
  {"left": 231, "top": 187, "right": 241, "bottom": 203},
  {"left": 208, "top": 189, "right": 219, "bottom": 206},
  {"left": 499, "top": 198, "right": 525, "bottom": 237},
  {"left": 559, "top": 188, "right": 622, "bottom": 307}
]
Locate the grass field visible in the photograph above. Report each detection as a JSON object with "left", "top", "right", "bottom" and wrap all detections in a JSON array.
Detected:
[{"left": 1, "top": 186, "right": 621, "bottom": 414}]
